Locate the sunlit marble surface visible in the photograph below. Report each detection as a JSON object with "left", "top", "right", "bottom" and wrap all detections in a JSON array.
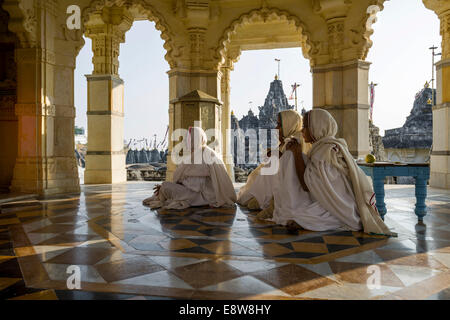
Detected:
[{"left": 0, "top": 182, "right": 449, "bottom": 300}]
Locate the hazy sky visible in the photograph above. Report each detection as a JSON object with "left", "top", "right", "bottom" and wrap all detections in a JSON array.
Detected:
[{"left": 74, "top": 0, "right": 441, "bottom": 143}]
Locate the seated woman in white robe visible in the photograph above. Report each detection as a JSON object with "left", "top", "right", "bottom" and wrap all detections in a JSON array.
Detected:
[
  {"left": 254, "top": 110, "right": 343, "bottom": 231},
  {"left": 286, "top": 108, "right": 395, "bottom": 236},
  {"left": 236, "top": 150, "right": 278, "bottom": 211},
  {"left": 143, "top": 127, "right": 236, "bottom": 210},
  {"left": 237, "top": 111, "right": 310, "bottom": 212}
]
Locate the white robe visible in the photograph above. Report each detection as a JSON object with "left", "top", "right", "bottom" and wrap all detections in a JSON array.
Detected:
[
  {"left": 303, "top": 108, "right": 395, "bottom": 236},
  {"left": 237, "top": 158, "right": 275, "bottom": 210},
  {"left": 271, "top": 151, "right": 346, "bottom": 231},
  {"left": 304, "top": 153, "right": 362, "bottom": 231},
  {"left": 145, "top": 147, "right": 236, "bottom": 210}
]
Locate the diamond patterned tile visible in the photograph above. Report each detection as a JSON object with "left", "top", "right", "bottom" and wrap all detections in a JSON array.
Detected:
[
  {"left": 95, "top": 256, "right": 164, "bottom": 282},
  {"left": 172, "top": 260, "right": 242, "bottom": 289},
  {"left": 328, "top": 261, "right": 405, "bottom": 287},
  {"left": 2, "top": 183, "right": 449, "bottom": 300},
  {"left": 252, "top": 264, "right": 336, "bottom": 296},
  {"left": 45, "top": 247, "right": 118, "bottom": 265},
  {"left": 201, "top": 275, "right": 289, "bottom": 296},
  {"left": 113, "top": 270, "right": 192, "bottom": 289}
]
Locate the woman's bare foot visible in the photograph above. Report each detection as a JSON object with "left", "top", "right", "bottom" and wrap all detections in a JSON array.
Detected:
[
  {"left": 286, "top": 220, "right": 302, "bottom": 233},
  {"left": 247, "top": 198, "right": 260, "bottom": 211}
]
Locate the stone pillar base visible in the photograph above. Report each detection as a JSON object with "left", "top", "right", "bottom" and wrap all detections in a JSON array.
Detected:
[
  {"left": 430, "top": 170, "right": 450, "bottom": 189},
  {"left": 10, "top": 156, "right": 80, "bottom": 195},
  {"left": 84, "top": 154, "right": 126, "bottom": 184}
]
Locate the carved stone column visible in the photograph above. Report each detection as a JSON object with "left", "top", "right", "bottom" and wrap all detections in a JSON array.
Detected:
[
  {"left": 423, "top": 0, "right": 450, "bottom": 188},
  {"left": 9, "top": 1, "right": 80, "bottom": 195},
  {"left": 84, "top": 7, "right": 132, "bottom": 184},
  {"left": 220, "top": 59, "right": 234, "bottom": 180},
  {"left": 312, "top": 60, "right": 371, "bottom": 158},
  {"left": 166, "top": 68, "right": 223, "bottom": 181},
  {"left": 310, "top": 0, "right": 370, "bottom": 158}
]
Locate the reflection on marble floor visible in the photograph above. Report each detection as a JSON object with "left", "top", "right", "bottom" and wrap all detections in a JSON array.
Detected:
[{"left": 0, "top": 182, "right": 449, "bottom": 300}]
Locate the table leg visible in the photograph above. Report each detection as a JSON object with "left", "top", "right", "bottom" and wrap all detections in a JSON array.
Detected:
[
  {"left": 415, "top": 177, "right": 428, "bottom": 221},
  {"left": 373, "top": 177, "right": 387, "bottom": 220}
]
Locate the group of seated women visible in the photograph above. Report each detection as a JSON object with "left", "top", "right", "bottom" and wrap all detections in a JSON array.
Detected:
[{"left": 143, "top": 109, "right": 395, "bottom": 236}]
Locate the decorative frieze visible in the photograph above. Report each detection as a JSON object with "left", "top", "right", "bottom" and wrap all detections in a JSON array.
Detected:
[
  {"left": 327, "top": 19, "right": 345, "bottom": 62},
  {"left": 2, "top": 0, "right": 37, "bottom": 48}
]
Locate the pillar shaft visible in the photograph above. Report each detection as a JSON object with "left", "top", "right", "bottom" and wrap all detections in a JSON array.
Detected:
[
  {"left": 312, "top": 60, "right": 371, "bottom": 158},
  {"left": 220, "top": 62, "right": 235, "bottom": 180},
  {"left": 167, "top": 68, "right": 224, "bottom": 181},
  {"left": 84, "top": 75, "right": 126, "bottom": 184},
  {"left": 84, "top": 10, "right": 132, "bottom": 185},
  {"left": 430, "top": 58, "right": 450, "bottom": 188},
  {"left": 423, "top": 0, "right": 450, "bottom": 189},
  {"left": 10, "top": 47, "right": 80, "bottom": 195}
]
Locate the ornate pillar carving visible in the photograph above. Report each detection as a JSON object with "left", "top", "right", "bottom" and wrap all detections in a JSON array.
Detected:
[
  {"left": 165, "top": 1, "right": 228, "bottom": 180},
  {"left": 423, "top": 0, "right": 450, "bottom": 188},
  {"left": 84, "top": 7, "right": 132, "bottom": 184}
]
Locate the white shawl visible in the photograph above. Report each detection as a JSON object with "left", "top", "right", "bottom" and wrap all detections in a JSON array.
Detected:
[
  {"left": 304, "top": 109, "right": 397, "bottom": 237},
  {"left": 173, "top": 127, "right": 236, "bottom": 208},
  {"left": 237, "top": 110, "right": 309, "bottom": 205}
]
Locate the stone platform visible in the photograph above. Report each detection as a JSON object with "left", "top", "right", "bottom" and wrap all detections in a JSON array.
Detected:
[{"left": 0, "top": 183, "right": 449, "bottom": 300}]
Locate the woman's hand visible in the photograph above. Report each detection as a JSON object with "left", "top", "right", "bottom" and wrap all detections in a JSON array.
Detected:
[
  {"left": 153, "top": 184, "right": 161, "bottom": 196},
  {"left": 286, "top": 139, "right": 302, "bottom": 154}
]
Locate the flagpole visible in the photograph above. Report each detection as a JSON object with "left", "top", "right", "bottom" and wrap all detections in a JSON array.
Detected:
[
  {"left": 295, "top": 84, "right": 298, "bottom": 111},
  {"left": 275, "top": 59, "right": 281, "bottom": 79},
  {"left": 369, "top": 82, "right": 378, "bottom": 123},
  {"left": 429, "top": 45, "right": 441, "bottom": 106}
]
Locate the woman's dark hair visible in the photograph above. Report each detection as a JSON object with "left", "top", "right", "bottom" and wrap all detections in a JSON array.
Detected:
[{"left": 303, "top": 111, "right": 310, "bottom": 128}]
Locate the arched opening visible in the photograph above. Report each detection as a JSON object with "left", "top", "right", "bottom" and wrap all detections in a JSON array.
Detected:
[
  {"left": 216, "top": 8, "right": 313, "bottom": 180},
  {"left": 230, "top": 48, "right": 312, "bottom": 177},
  {"left": 78, "top": 4, "right": 171, "bottom": 185}
]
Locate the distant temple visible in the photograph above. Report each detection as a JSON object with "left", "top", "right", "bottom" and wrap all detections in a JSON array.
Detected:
[
  {"left": 231, "top": 76, "right": 295, "bottom": 167},
  {"left": 383, "top": 86, "right": 433, "bottom": 163}
]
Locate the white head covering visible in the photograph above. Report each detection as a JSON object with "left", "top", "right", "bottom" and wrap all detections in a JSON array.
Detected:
[
  {"left": 306, "top": 109, "right": 396, "bottom": 237},
  {"left": 173, "top": 126, "right": 237, "bottom": 208},
  {"left": 278, "top": 110, "right": 310, "bottom": 154},
  {"left": 306, "top": 108, "right": 338, "bottom": 143}
]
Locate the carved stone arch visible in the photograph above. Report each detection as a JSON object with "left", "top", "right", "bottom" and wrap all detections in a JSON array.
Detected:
[
  {"left": 81, "top": 0, "right": 177, "bottom": 68},
  {"left": 1, "top": 0, "right": 37, "bottom": 48},
  {"left": 352, "top": 0, "right": 387, "bottom": 60},
  {"left": 214, "top": 6, "right": 314, "bottom": 69}
]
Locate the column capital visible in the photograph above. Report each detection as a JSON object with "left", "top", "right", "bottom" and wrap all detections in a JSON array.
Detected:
[
  {"left": 313, "top": 0, "right": 352, "bottom": 21},
  {"left": 423, "top": 0, "right": 450, "bottom": 16},
  {"left": 85, "top": 7, "right": 133, "bottom": 75}
]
